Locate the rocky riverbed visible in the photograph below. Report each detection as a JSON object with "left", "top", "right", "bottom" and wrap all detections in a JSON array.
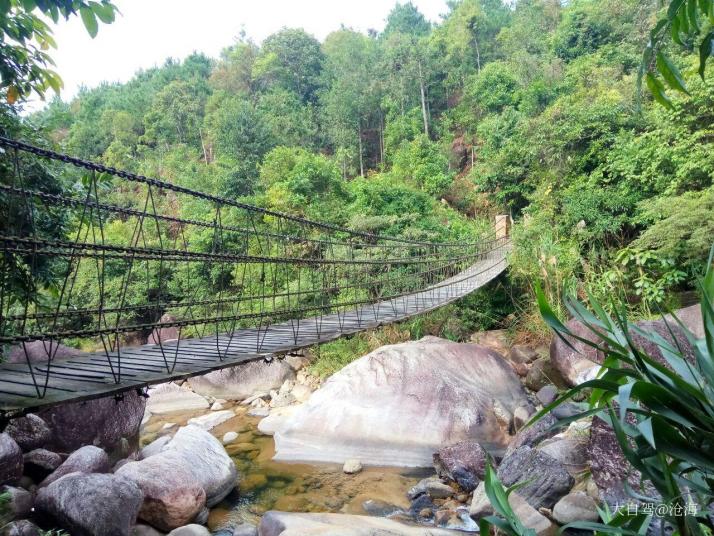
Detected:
[{"left": 0, "top": 304, "right": 703, "bottom": 536}]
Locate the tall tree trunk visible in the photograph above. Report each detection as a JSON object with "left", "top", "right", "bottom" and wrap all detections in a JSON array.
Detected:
[
  {"left": 475, "top": 40, "right": 481, "bottom": 74},
  {"left": 379, "top": 111, "right": 385, "bottom": 166},
  {"left": 418, "top": 61, "right": 429, "bottom": 137},
  {"left": 358, "top": 125, "right": 364, "bottom": 178},
  {"left": 199, "top": 127, "right": 209, "bottom": 165}
]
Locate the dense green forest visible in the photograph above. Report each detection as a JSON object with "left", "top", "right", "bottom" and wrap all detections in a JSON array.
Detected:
[{"left": 5, "top": 0, "right": 714, "bottom": 339}]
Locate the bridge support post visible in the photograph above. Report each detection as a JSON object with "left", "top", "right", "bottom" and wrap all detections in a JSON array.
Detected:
[{"left": 495, "top": 215, "right": 511, "bottom": 239}]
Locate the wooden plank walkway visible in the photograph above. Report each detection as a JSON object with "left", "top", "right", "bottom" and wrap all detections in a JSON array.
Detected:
[{"left": 0, "top": 244, "right": 509, "bottom": 418}]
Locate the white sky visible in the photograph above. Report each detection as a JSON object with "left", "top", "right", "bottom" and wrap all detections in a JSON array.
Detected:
[{"left": 27, "top": 0, "right": 448, "bottom": 111}]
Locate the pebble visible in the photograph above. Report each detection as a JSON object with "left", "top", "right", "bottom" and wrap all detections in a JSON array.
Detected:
[
  {"left": 222, "top": 431, "right": 239, "bottom": 445},
  {"left": 211, "top": 402, "right": 225, "bottom": 411}
]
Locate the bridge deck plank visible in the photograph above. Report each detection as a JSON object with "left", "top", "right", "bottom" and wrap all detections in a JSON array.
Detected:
[{"left": 0, "top": 251, "right": 508, "bottom": 417}]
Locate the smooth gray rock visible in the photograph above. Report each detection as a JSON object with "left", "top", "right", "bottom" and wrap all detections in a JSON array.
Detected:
[
  {"left": 259, "top": 511, "right": 462, "bottom": 535},
  {"left": 537, "top": 436, "right": 589, "bottom": 476},
  {"left": 508, "top": 345, "right": 539, "bottom": 364},
  {"left": 188, "top": 360, "right": 295, "bottom": 401},
  {"left": 36, "top": 390, "right": 145, "bottom": 454},
  {"left": 131, "top": 524, "right": 165, "bottom": 536},
  {"left": 536, "top": 385, "right": 558, "bottom": 406},
  {"left": 525, "top": 355, "right": 568, "bottom": 391},
  {"left": 433, "top": 440, "right": 487, "bottom": 491},
  {"left": 272, "top": 338, "right": 533, "bottom": 466},
  {"left": 552, "top": 491, "right": 599, "bottom": 525},
  {"left": 5, "top": 414, "right": 52, "bottom": 452},
  {"left": 231, "top": 523, "right": 259, "bottom": 536},
  {"left": 0, "top": 434, "right": 23, "bottom": 485},
  {"left": 36, "top": 472, "right": 143, "bottom": 536},
  {"left": 665, "top": 304, "right": 704, "bottom": 338},
  {"left": 147, "top": 383, "right": 209, "bottom": 415},
  {"left": 40, "top": 445, "right": 110, "bottom": 488},
  {"left": 116, "top": 455, "right": 206, "bottom": 531},
  {"left": 497, "top": 446, "right": 574, "bottom": 509},
  {"left": 140, "top": 435, "right": 172, "bottom": 459},
  {"left": 362, "top": 499, "right": 404, "bottom": 517},
  {"left": 161, "top": 425, "right": 238, "bottom": 507},
  {"left": 469, "top": 486, "right": 556, "bottom": 535}
]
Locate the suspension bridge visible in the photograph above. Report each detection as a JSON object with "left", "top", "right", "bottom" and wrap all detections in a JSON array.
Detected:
[{"left": 0, "top": 137, "right": 510, "bottom": 420}]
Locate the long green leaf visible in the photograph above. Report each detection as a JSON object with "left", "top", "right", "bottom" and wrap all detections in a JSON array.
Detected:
[{"left": 656, "top": 52, "right": 690, "bottom": 94}]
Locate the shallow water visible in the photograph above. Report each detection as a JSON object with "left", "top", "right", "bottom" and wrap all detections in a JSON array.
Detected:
[{"left": 142, "top": 403, "right": 428, "bottom": 531}]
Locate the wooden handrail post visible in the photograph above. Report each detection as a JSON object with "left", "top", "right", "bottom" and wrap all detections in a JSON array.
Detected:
[{"left": 495, "top": 214, "right": 511, "bottom": 239}]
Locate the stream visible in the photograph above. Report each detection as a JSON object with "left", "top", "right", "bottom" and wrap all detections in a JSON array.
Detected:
[{"left": 141, "top": 403, "right": 429, "bottom": 532}]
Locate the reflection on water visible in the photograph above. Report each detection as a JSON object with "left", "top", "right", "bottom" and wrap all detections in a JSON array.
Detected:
[{"left": 142, "top": 404, "right": 428, "bottom": 532}]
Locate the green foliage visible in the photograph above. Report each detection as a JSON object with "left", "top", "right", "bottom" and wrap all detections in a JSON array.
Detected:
[
  {"left": 464, "top": 61, "right": 520, "bottom": 114},
  {"left": 534, "top": 247, "right": 714, "bottom": 535},
  {"left": 641, "top": 0, "right": 714, "bottom": 107},
  {"left": 392, "top": 135, "right": 454, "bottom": 196},
  {"left": 479, "top": 462, "right": 536, "bottom": 536},
  {"left": 0, "top": 0, "right": 117, "bottom": 103}
]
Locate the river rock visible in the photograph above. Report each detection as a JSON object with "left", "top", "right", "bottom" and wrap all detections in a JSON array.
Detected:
[
  {"left": 166, "top": 525, "right": 210, "bottom": 536},
  {"left": 537, "top": 436, "right": 589, "bottom": 476},
  {"left": 552, "top": 491, "right": 599, "bottom": 525},
  {"left": 525, "top": 355, "right": 568, "bottom": 391},
  {"left": 504, "top": 412, "right": 560, "bottom": 457},
  {"left": 536, "top": 384, "right": 558, "bottom": 406},
  {"left": 469, "top": 330, "right": 510, "bottom": 356},
  {"left": 147, "top": 383, "right": 209, "bottom": 414},
  {"left": 222, "top": 431, "right": 239, "bottom": 445},
  {"left": 188, "top": 359, "right": 295, "bottom": 401},
  {"left": 36, "top": 472, "right": 143, "bottom": 536},
  {"left": 259, "top": 511, "right": 462, "bottom": 535},
  {"left": 0, "top": 434, "right": 23, "bottom": 485},
  {"left": 5, "top": 414, "right": 52, "bottom": 452},
  {"left": 162, "top": 425, "right": 238, "bottom": 506},
  {"left": 140, "top": 435, "right": 172, "bottom": 459},
  {"left": 290, "top": 384, "right": 312, "bottom": 403},
  {"left": 149, "top": 314, "right": 180, "bottom": 344},
  {"left": 23, "top": 448, "right": 62, "bottom": 480},
  {"left": 116, "top": 456, "right": 206, "bottom": 531},
  {"left": 665, "top": 304, "right": 704, "bottom": 338},
  {"left": 509, "top": 345, "right": 539, "bottom": 364},
  {"left": 497, "top": 446, "right": 574, "bottom": 509},
  {"left": 550, "top": 319, "right": 605, "bottom": 387},
  {"left": 36, "top": 389, "right": 145, "bottom": 454},
  {"left": 6, "top": 341, "right": 84, "bottom": 364},
  {"left": 2, "top": 520, "right": 41, "bottom": 536},
  {"left": 433, "top": 440, "right": 487, "bottom": 491},
  {"left": 0, "top": 485, "right": 33, "bottom": 518},
  {"left": 587, "top": 415, "right": 648, "bottom": 507},
  {"left": 342, "top": 459, "right": 362, "bottom": 474},
  {"left": 131, "top": 525, "right": 164, "bottom": 536},
  {"left": 469, "top": 486, "right": 556, "bottom": 535},
  {"left": 257, "top": 405, "right": 301, "bottom": 436},
  {"left": 272, "top": 338, "right": 533, "bottom": 466},
  {"left": 186, "top": 410, "right": 235, "bottom": 431},
  {"left": 40, "top": 445, "right": 110, "bottom": 488}
]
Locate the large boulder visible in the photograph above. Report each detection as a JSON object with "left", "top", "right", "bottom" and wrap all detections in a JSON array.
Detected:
[
  {"left": 6, "top": 341, "right": 84, "bottom": 364},
  {"left": 549, "top": 319, "right": 604, "bottom": 387},
  {"left": 258, "top": 511, "right": 462, "bottom": 535},
  {"left": 188, "top": 359, "right": 295, "bottom": 401},
  {"left": 35, "top": 472, "right": 143, "bottom": 536},
  {"left": 0, "top": 434, "right": 23, "bottom": 485},
  {"left": 433, "top": 440, "right": 487, "bottom": 491},
  {"left": 36, "top": 390, "right": 145, "bottom": 454},
  {"left": 2, "top": 520, "right": 42, "bottom": 536},
  {"left": 116, "top": 456, "right": 206, "bottom": 531},
  {"left": 665, "top": 304, "right": 704, "bottom": 338},
  {"left": 161, "top": 425, "right": 237, "bottom": 507},
  {"left": 272, "top": 338, "right": 533, "bottom": 466},
  {"left": 551, "top": 311, "right": 701, "bottom": 387},
  {"left": 5, "top": 414, "right": 52, "bottom": 452},
  {"left": 496, "top": 446, "right": 574, "bottom": 509},
  {"left": 469, "top": 486, "right": 556, "bottom": 535},
  {"left": 23, "top": 448, "right": 62, "bottom": 480},
  {"left": 40, "top": 445, "right": 111, "bottom": 488},
  {"left": 0, "top": 485, "right": 33, "bottom": 518},
  {"left": 146, "top": 383, "right": 209, "bottom": 415},
  {"left": 148, "top": 314, "right": 180, "bottom": 344}
]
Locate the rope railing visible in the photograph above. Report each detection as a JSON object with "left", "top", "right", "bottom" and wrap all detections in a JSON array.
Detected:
[{"left": 0, "top": 137, "right": 510, "bottom": 401}]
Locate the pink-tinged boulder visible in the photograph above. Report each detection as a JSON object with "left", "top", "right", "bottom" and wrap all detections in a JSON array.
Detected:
[
  {"left": 188, "top": 359, "right": 295, "bottom": 401},
  {"left": 40, "top": 445, "right": 110, "bottom": 488},
  {"left": 0, "top": 434, "right": 24, "bottom": 485},
  {"left": 148, "top": 314, "right": 180, "bottom": 344},
  {"left": 433, "top": 440, "right": 487, "bottom": 491},
  {"left": 35, "top": 472, "right": 143, "bottom": 536},
  {"left": 36, "top": 390, "right": 145, "bottom": 454},
  {"left": 161, "top": 426, "right": 238, "bottom": 506},
  {"left": 259, "top": 511, "right": 462, "bottom": 535},
  {"left": 116, "top": 456, "right": 206, "bottom": 531},
  {"left": 272, "top": 337, "right": 533, "bottom": 466},
  {"left": 5, "top": 414, "right": 52, "bottom": 452},
  {"left": 6, "top": 341, "right": 84, "bottom": 364},
  {"left": 665, "top": 304, "right": 704, "bottom": 338}
]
